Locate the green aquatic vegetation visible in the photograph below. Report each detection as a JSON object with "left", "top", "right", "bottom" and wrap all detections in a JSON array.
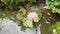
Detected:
[
  {"left": 0, "top": 10, "right": 15, "bottom": 20},
  {"left": 23, "top": 18, "right": 33, "bottom": 27},
  {"left": 28, "top": 0, "right": 36, "bottom": 2},
  {"left": 16, "top": 0, "right": 38, "bottom": 4},
  {"left": 15, "top": 0, "right": 26, "bottom": 4},
  {"left": 30, "top": 6, "right": 42, "bottom": 20},
  {"left": 1, "top": 0, "right": 40, "bottom": 9},
  {"left": 51, "top": 22, "right": 60, "bottom": 34},
  {"left": 16, "top": 6, "right": 42, "bottom": 28},
  {"left": 3, "top": 0, "right": 13, "bottom": 9},
  {"left": 44, "top": 0, "right": 60, "bottom": 14},
  {"left": 16, "top": 6, "right": 33, "bottom": 27}
]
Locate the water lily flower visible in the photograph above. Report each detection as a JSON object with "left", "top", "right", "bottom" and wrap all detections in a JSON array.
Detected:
[{"left": 27, "top": 12, "right": 38, "bottom": 21}]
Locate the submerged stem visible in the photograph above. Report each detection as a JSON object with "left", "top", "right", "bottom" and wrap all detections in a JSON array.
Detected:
[{"left": 35, "top": 28, "right": 37, "bottom": 34}]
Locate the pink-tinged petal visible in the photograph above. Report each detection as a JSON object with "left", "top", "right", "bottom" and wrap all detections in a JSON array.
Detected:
[
  {"left": 27, "top": 12, "right": 38, "bottom": 21},
  {"left": 28, "top": 18, "right": 31, "bottom": 20}
]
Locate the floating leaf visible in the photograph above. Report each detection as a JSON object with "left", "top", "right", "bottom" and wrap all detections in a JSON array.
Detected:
[
  {"left": 23, "top": 18, "right": 33, "bottom": 28},
  {"left": 51, "top": 22, "right": 60, "bottom": 34},
  {"left": 16, "top": 6, "right": 26, "bottom": 20}
]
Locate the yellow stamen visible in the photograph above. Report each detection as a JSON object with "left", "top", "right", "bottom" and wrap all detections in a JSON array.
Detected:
[{"left": 30, "top": 14, "right": 34, "bottom": 18}]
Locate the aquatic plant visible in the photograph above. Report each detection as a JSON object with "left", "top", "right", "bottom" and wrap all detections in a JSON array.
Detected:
[
  {"left": 27, "top": 12, "right": 38, "bottom": 22},
  {"left": 51, "top": 22, "right": 60, "bottom": 34},
  {"left": 16, "top": 6, "right": 42, "bottom": 28},
  {"left": 44, "top": 0, "right": 60, "bottom": 14},
  {"left": 0, "top": 0, "right": 40, "bottom": 10}
]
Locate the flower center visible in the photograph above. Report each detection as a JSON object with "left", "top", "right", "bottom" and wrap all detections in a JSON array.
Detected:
[{"left": 30, "top": 14, "right": 34, "bottom": 18}]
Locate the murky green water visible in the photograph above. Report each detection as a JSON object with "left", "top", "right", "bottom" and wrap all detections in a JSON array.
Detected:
[
  {"left": 0, "top": 9, "right": 17, "bottom": 20},
  {"left": 40, "top": 19, "right": 53, "bottom": 34}
]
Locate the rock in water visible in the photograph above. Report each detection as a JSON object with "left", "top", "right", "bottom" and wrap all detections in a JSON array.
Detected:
[{"left": 0, "top": 17, "right": 41, "bottom": 34}]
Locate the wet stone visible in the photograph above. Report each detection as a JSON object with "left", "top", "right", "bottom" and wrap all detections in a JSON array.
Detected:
[{"left": 0, "top": 17, "right": 41, "bottom": 34}]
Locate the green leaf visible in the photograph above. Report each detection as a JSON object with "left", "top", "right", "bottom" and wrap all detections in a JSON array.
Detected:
[
  {"left": 28, "top": 0, "right": 36, "bottom": 2},
  {"left": 16, "top": 0, "right": 26, "bottom": 4},
  {"left": 23, "top": 18, "right": 33, "bottom": 28},
  {"left": 55, "top": 0, "right": 60, "bottom": 2},
  {"left": 56, "top": 29, "right": 60, "bottom": 34},
  {"left": 51, "top": 22, "right": 60, "bottom": 34},
  {"left": 16, "top": 6, "right": 26, "bottom": 20},
  {"left": 34, "top": 17, "right": 39, "bottom": 23},
  {"left": 52, "top": 1, "right": 60, "bottom": 6},
  {"left": 18, "top": 6, "right": 26, "bottom": 15},
  {"left": 46, "top": 0, "right": 51, "bottom": 6},
  {"left": 16, "top": 14, "right": 25, "bottom": 21},
  {"left": 3, "top": 0, "right": 13, "bottom": 8},
  {"left": 52, "top": 22, "right": 60, "bottom": 29},
  {"left": 45, "top": 0, "right": 60, "bottom": 14},
  {"left": 44, "top": 6, "right": 50, "bottom": 9}
]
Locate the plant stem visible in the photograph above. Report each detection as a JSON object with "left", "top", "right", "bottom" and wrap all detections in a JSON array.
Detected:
[{"left": 35, "top": 28, "right": 37, "bottom": 34}]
